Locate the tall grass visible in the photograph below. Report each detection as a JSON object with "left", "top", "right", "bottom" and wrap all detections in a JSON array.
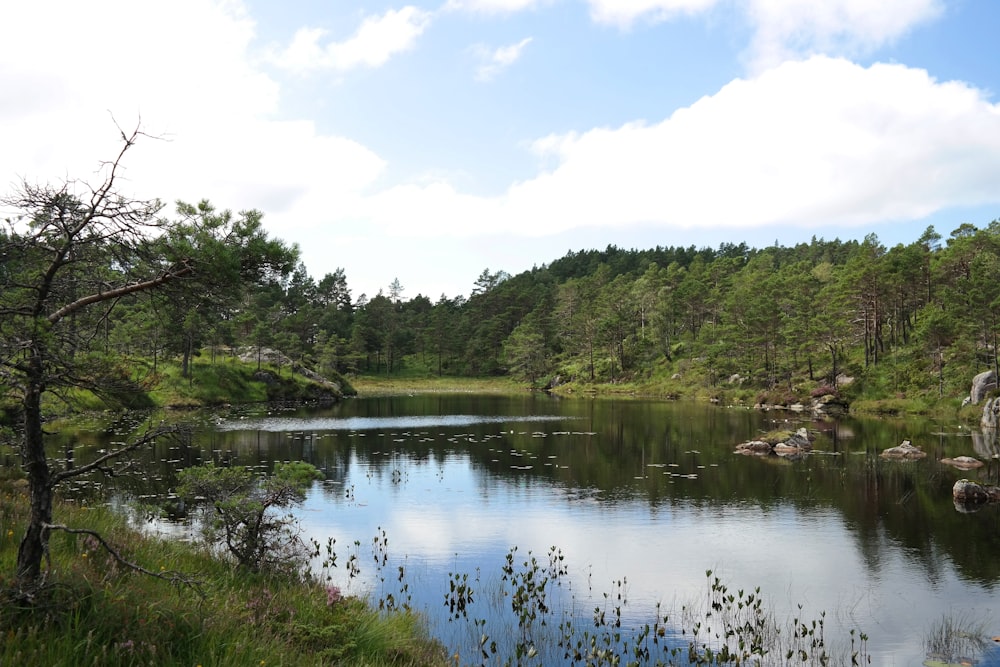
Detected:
[
  {"left": 427, "top": 549, "right": 871, "bottom": 667},
  {"left": 0, "top": 484, "right": 447, "bottom": 667}
]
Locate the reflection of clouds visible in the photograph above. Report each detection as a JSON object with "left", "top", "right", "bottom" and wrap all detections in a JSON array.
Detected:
[
  {"left": 218, "top": 414, "right": 571, "bottom": 432},
  {"left": 294, "top": 459, "right": 1000, "bottom": 666}
]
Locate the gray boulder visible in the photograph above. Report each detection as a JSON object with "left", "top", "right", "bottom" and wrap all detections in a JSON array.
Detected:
[{"left": 970, "top": 370, "right": 997, "bottom": 405}]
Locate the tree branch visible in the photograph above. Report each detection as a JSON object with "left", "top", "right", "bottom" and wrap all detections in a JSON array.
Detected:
[
  {"left": 47, "top": 262, "right": 194, "bottom": 324},
  {"left": 50, "top": 424, "right": 182, "bottom": 487},
  {"left": 43, "top": 523, "right": 205, "bottom": 598}
]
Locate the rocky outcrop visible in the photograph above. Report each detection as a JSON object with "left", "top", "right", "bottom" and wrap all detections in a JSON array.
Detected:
[
  {"left": 238, "top": 347, "right": 344, "bottom": 398},
  {"left": 939, "top": 456, "right": 984, "bottom": 470},
  {"left": 880, "top": 440, "right": 927, "bottom": 460},
  {"left": 967, "top": 370, "right": 997, "bottom": 406}
]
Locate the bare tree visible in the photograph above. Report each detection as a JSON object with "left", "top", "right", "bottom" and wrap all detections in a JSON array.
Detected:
[{"left": 0, "top": 126, "right": 196, "bottom": 591}]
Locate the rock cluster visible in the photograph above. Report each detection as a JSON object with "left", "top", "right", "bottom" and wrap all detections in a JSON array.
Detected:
[{"left": 735, "top": 427, "right": 813, "bottom": 457}]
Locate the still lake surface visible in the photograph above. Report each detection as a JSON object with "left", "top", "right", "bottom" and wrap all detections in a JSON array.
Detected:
[{"left": 69, "top": 393, "right": 1000, "bottom": 665}]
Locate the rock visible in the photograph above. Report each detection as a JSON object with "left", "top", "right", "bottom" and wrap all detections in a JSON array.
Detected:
[
  {"left": 773, "top": 442, "right": 803, "bottom": 457},
  {"left": 736, "top": 427, "right": 813, "bottom": 458},
  {"left": 811, "top": 393, "right": 848, "bottom": 417},
  {"left": 835, "top": 374, "right": 855, "bottom": 388},
  {"left": 735, "top": 440, "right": 772, "bottom": 456},
  {"left": 952, "top": 479, "right": 1000, "bottom": 504},
  {"left": 969, "top": 369, "right": 997, "bottom": 405},
  {"left": 981, "top": 396, "right": 1000, "bottom": 430},
  {"left": 880, "top": 440, "right": 927, "bottom": 460},
  {"left": 772, "top": 428, "right": 812, "bottom": 458},
  {"left": 939, "top": 456, "right": 984, "bottom": 470},
  {"left": 785, "top": 427, "right": 813, "bottom": 450},
  {"left": 727, "top": 374, "right": 743, "bottom": 384},
  {"left": 253, "top": 370, "right": 278, "bottom": 384}
]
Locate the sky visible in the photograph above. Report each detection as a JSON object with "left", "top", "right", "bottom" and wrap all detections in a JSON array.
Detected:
[{"left": 2, "top": 0, "right": 1000, "bottom": 301}]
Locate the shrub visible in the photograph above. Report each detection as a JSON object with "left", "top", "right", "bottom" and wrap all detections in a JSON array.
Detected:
[{"left": 177, "top": 461, "right": 322, "bottom": 575}]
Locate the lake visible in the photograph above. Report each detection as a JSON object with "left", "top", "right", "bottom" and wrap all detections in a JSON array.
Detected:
[{"left": 65, "top": 394, "right": 1000, "bottom": 665}]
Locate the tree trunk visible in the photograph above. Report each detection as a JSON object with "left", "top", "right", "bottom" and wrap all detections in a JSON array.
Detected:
[
  {"left": 182, "top": 334, "right": 192, "bottom": 378},
  {"left": 16, "top": 363, "right": 53, "bottom": 588}
]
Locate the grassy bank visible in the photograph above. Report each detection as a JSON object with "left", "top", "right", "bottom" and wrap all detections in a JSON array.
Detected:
[
  {"left": 1, "top": 356, "right": 356, "bottom": 423},
  {"left": 350, "top": 374, "right": 524, "bottom": 396},
  {"left": 0, "top": 482, "right": 446, "bottom": 667}
]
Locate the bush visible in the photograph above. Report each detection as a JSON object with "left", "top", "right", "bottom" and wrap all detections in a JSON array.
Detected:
[
  {"left": 177, "top": 461, "right": 322, "bottom": 575},
  {"left": 810, "top": 384, "right": 838, "bottom": 398}
]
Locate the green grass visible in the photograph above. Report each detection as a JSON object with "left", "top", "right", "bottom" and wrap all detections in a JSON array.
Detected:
[
  {"left": 351, "top": 374, "right": 525, "bottom": 396},
  {"left": 0, "top": 485, "right": 447, "bottom": 667},
  {"left": 18, "top": 355, "right": 354, "bottom": 420}
]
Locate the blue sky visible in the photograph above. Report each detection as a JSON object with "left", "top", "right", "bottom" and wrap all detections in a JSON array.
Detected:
[{"left": 2, "top": 1, "right": 999, "bottom": 300}]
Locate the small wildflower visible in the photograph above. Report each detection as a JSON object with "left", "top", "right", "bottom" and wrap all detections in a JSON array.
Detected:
[
  {"left": 325, "top": 585, "right": 342, "bottom": 606},
  {"left": 81, "top": 552, "right": 87, "bottom": 559},
  {"left": 6, "top": 530, "right": 12, "bottom": 538}
]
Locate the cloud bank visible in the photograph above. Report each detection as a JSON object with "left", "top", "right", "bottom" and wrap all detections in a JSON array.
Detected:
[
  {"left": 1, "top": 0, "right": 996, "bottom": 297},
  {"left": 355, "top": 56, "right": 1000, "bottom": 238}
]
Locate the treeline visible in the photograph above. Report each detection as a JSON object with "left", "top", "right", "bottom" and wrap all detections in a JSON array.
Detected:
[
  {"left": 9, "top": 188, "right": 998, "bottom": 402},
  {"left": 106, "top": 215, "right": 998, "bottom": 402}
]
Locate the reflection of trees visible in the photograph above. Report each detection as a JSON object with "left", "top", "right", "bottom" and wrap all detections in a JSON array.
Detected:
[{"left": 53, "top": 399, "right": 1000, "bottom": 588}]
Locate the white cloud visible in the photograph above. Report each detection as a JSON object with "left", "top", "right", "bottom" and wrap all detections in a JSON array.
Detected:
[
  {"left": 587, "top": 0, "right": 943, "bottom": 71},
  {"left": 745, "top": 0, "right": 945, "bottom": 71},
  {"left": 351, "top": 57, "right": 1000, "bottom": 238},
  {"left": 586, "top": 0, "right": 720, "bottom": 28},
  {"left": 0, "top": 1, "right": 277, "bottom": 180},
  {"left": 269, "top": 6, "right": 431, "bottom": 73},
  {"left": 445, "top": 0, "right": 551, "bottom": 14},
  {"left": 474, "top": 37, "right": 534, "bottom": 81},
  {"left": 0, "top": 0, "right": 385, "bottom": 226}
]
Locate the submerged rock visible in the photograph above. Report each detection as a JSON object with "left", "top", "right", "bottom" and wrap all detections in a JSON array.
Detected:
[
  {"left": 735, "top": 440, "right": 772, "bottom": 456},
  {"left": 880, "top": 440, "right": 927, "bottom": 460},
  {"left": 939, "top": 456, "right": 984, "bottom": 470}
]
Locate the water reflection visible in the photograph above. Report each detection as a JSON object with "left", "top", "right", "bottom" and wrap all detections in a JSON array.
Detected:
[
  {"left": 60, "top": 396, "right": 1000, "bottom": 665},
  {"left": 217, "top": 414, "right": 572, "bottom": 432}
]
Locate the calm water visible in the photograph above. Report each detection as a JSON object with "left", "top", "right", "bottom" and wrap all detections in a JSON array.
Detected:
[{"left": 64, "top": 394, "right": 1000, "bottom": 665}]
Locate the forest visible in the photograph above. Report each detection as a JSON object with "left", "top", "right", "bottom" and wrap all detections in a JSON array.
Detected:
[
  {"left": 3, "top": 152, "right": 999, "bottom": 412},
  {"left": 232, "top": 221, "right": 1000, "bottom": 408}
]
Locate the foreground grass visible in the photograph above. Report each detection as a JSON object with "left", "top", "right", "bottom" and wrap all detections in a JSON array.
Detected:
[{"left": 0, "top": 483, "right": 446, "bottom": 667}]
